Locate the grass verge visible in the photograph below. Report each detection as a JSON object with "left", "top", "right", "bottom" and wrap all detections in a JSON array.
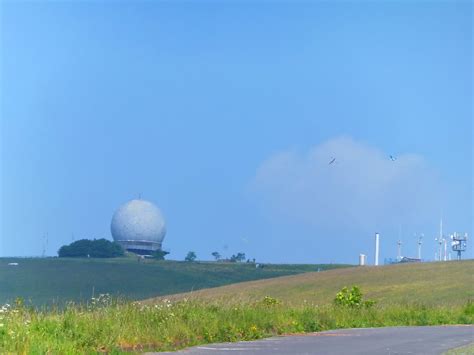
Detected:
[
  {"left": 0, "top": 296, "right": 472, "bottom": 354},
  {"left": 444, "top": 343, "right": 474, "bottom": 355}
]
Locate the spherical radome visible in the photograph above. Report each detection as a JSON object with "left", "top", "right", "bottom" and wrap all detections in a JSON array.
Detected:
[{"left": 111, "top": 199, "right": 166, "bottom": 253}]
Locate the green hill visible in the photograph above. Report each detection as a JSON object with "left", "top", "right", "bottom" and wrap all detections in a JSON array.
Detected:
[
  {"left": 147, "top": 260, "right": 474, "bottom": 306},
  {"left": 0, "top": 257, "right": 349, "bottom": 306}
]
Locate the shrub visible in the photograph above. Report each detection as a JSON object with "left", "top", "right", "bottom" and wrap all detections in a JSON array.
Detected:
[
  {"left": 463, "top": 300, "right": 474, "bottom": 316},
  {"left": 261, "top": 296, "right": 280, "bottom": 306},
  {"left": 334, "top": 286, "right": 376, "bottom": 308}
]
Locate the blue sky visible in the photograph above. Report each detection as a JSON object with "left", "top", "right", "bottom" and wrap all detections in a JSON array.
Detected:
[{"left": 1, "top": 1, "right": 472, "bottom": 263}]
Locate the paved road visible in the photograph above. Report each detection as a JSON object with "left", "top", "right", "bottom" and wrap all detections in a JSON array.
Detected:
[{"left": 153, "top": 326, "right": 473, "bottom": 355}]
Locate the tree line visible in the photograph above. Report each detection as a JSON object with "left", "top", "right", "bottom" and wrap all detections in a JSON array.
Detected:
[
  {"left": 184, "top": 251, "right": 250, "bottom": 263},
  {"left": 57, "top": 238, "right": 250, "bottom": 263}
]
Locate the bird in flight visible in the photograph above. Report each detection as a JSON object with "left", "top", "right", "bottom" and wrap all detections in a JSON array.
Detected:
[
  {"left": 390, "top": 155, "right": 396, "bottom": 161},
  {"left": 329, "top": 158, "right": 336, "bottom": 165}
]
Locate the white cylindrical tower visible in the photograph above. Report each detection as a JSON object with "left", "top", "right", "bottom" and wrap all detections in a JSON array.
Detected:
[
  {"left": 374, "top": 233, "right": 380, "bottom": 266},
  {"left": 359, "top": 254, "right": 366, "bottom": 266}
]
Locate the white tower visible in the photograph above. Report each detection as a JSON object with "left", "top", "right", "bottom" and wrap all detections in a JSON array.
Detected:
[{"left": 375, "top": 233, "right": 380, "bottom": 266}]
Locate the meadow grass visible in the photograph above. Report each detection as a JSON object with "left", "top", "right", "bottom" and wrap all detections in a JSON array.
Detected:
[{"left": 0, "top": 295, "right": 472, "bottom": 354}]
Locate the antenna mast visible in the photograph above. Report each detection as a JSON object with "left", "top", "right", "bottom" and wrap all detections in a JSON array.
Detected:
[
  {"left": 42, "top": 234, "right": 45, "bottom": 258},
  {"left": 41, "top": 232, "right": 49, "bottom": 258}
]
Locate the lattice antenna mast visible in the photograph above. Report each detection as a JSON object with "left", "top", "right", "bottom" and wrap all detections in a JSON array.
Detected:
[{"left": 41, "top": 232, "right": 49, "bottom": 258}]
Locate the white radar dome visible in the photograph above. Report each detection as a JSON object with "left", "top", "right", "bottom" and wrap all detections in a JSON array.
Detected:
[{"left": 111, "top": 199, "right": 166, "bottom": 254}]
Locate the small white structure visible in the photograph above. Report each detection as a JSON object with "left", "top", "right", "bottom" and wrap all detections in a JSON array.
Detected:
[
  {"left": 7, "top": 263, "right": 19, "bottom": 266},
  {"left": 359, "top": 254, "right": 366, "bottom": 266}
]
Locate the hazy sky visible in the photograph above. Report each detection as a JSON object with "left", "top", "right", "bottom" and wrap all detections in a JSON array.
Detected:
[{"left": 1, "top": 1, "right": 472, "bottom": 263}]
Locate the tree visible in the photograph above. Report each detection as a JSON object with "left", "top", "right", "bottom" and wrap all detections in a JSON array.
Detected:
[
  {"left": 230, "top": 252, "right": 246, "bottom": 263},
  {"left": 58, "top": 239, "right": 124, "bottom": 258},
  {"left": 185, "top": 251, "right": 197, "bottom": 262},
  {"left": 211, "top": 251, "right": 221, "bottom": 261}
]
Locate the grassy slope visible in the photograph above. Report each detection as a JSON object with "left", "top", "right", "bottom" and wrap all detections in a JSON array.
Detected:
[
  {"left": 147, "top": 260, "right": 474, "bottom": 306},
  {"left": 0, "top": 257, "right": 349, "bottom": 306}
]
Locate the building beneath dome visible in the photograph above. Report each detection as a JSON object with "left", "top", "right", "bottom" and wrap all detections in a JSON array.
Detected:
[{"left": 111, "top": 199, "right": 166, "bottom": 255}]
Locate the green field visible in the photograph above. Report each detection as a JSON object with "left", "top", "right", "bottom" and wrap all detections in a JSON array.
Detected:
[
  {"left": 0, "top": 257, "right": 349, "bottom": 306},
  {"left": 147, "top": 260, "right": 474, "bottom": 306}
]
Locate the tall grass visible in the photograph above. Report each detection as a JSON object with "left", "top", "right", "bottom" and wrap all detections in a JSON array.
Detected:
[{"left": 1, "top": 295, "right": 472, "bottom": 354}]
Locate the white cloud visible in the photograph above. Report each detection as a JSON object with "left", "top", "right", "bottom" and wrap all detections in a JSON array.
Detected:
[{"left": 250, "top": 136, "right": 442, "bottom": 234}]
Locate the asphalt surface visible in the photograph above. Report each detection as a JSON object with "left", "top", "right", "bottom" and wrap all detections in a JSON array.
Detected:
[{"left": 152, "top": 326, "right": 474, "bottom": 355}]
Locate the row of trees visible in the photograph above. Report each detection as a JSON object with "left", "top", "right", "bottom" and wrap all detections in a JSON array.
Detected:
[{"left": 57, "top": 238, "right": 248, "bottom": 263}]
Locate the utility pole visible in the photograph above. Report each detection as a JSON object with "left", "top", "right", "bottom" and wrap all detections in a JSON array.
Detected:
[
  {"left": 435, "top": 219, "right": 443, "bottom": 261},
  {"left": 397, "top": 240, "right": 402, "bottom": 261},
  {"left": 417, "top": 234, "right": 423, "bottom": 260},
  {"left": 443, "top": 238, "right": 448, "bottom": 261},
  {"left": 374, "top": 233, "right": 380, "bottom": 266}
]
